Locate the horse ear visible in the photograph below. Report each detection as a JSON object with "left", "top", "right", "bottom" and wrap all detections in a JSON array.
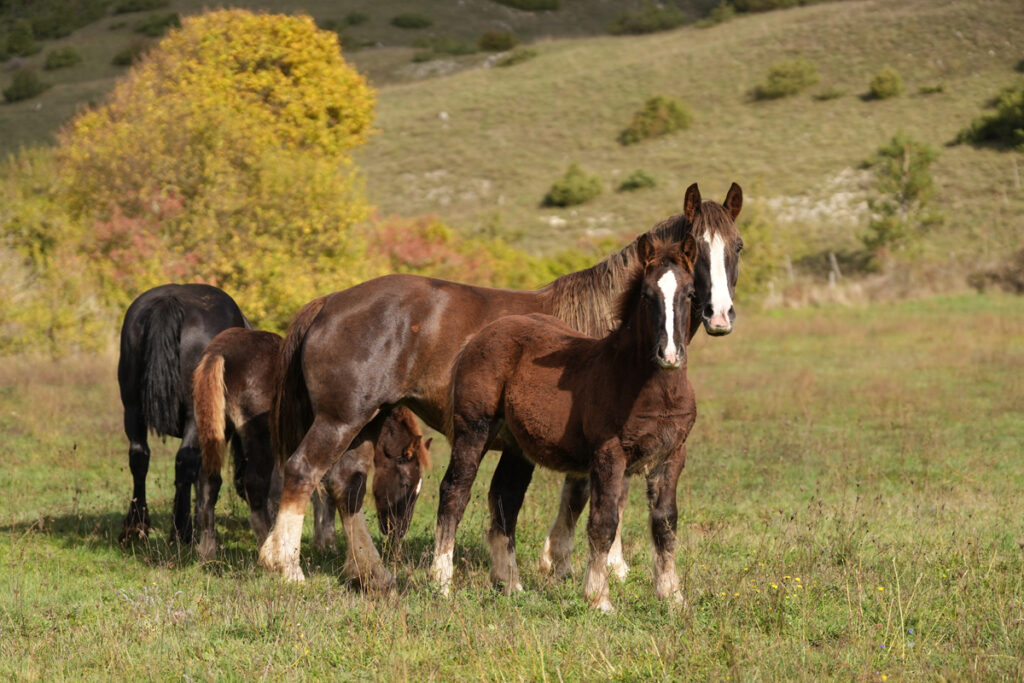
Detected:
[
  {"left": 636, "top": 232, "right": 656, "bottom": 268},
  {"left": 681, "top": 234, "right": 698, "bottom": 272},
  {"left": 404, "top": 435, "right": 422, "bottom": 460},
  {"left": 683, "top": 183, "right": 701, "bottom": 223},
  {"left": 723, "top": 182, "right": 742, "bottom": 220}
]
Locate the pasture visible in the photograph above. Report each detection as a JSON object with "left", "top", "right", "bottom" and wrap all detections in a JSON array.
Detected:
[{"left": 1, "top": 293, "right": 1022, "bottom": 679}]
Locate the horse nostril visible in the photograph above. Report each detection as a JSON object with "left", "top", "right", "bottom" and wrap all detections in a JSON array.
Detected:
[{"left": 702, "top": 303, "right": 714, "bottom": 319}]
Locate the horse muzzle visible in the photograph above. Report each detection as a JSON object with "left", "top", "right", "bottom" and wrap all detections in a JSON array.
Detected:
[{"left": 703, "top": 308, "right": 735, "bottom": 336}]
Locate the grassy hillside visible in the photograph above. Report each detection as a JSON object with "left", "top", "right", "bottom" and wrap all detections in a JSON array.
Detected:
[
  {"left": 1, "top": 295, "right": 1022, "bottom": 678},
  {"left": 2, "top": 0, "right": 1022, "bottom": 292}
]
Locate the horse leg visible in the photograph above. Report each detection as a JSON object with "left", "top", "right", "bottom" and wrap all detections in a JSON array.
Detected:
[
  {"left": 171, "top": 421, "right": 201, "bottom": 544},
  {"left": 539, "top": 475, "right": 631, "bottom": 580},
  {"left": 242, "top": 426, "right": 275, "bottom": 546},
  {"left": 196, "top": 464, "right": 222, "bottom": 561},
  {"left": 646, "top": 443, "right": 688, "bottom": 606},
  {"left": 539, "top": 475, "right": 588, "bottom": 579},
  {"left": 120, "top": 404, "right": 153, "bottom": 542},
  {"left": 258, "top": 417, "right": 364, "bottom": 583},
  {"left": 431, "top": 427, "right": 492, "bottom": 596},
  {"left": 323, "top": 441, "right": 391, "bottom": 590},
  {"left": 311, "top": 488, "right": 336, "bottom": 552},
  {"left": 487, "top": 442, "right": 534, "bottom": 594},
  {"left": 607, "top": 479, "right": 631, "bottom": 580},
  {"left": 583, "top": 452, "right": 626, "bottom": 613}
]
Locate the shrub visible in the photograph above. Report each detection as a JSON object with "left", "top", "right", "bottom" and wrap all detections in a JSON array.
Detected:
[
  {"left": 812, "top": 86, "right": 847, "bottom": 101},
  {"left": 918, "top": 83, "right": 944, "bottom": 95},
  {"left": 543, "top": 163, "right": 602, "bottom": 207},
  {"left": 618, "top": 95, "right": 692, "bottom": 145},
  {"left": 111, "top": 40, "right": 149, "bottom": 65},
  {"left": 868, "top": 66, "right": 903, "bottom": 100},
  {"left": 345, "top": 11, "right": 370, "bottom": 26},
  {"left": 114, "top": 0, "right": 169, "bottom": 14},
  {"left": 44, "top": 46, "right": 83, "bottom": 70},
  {"left": 134, "top": 13, "right": 180, "bottom": 37},
  {"left": 7, "top": 19, "right": 40, "bottom": 57},
  {"left": 697, "top": 2, "right": 736, "bottom": 28},
  {"left": 413, "top": 37, "right": 477, "bottom": 56},
  {"left": 479, "top": 30, "right": 517, "bottom": 52},
  {"left": 495, "top": 47, "right": 538, "bottom": 67},
  {"left": 968, "top": 249, "right": 1024, "bottom": 294},
  {"left": 58, "top": 10, "right": 377, "bottom": 331},
  {"left": 955, "top": 80, "right": 1024, "bottom": 149},
  {"left": 754, "top": 57, "right": 819, "bottom": 99},
  {"left": 491, "top": 0, "right": 560, "bottom": 11},
  {"left": 3, "top": 70, "right": 49, "bottom": 103},
  {"left": 609, "top": 4, "right": 686, "bottom": 35},
  {"left": 617, "top": 169, "right": 656, "bottom": 192},
  {"left": 861, "top": 132, "right": 942, "bottom": 263},
  {"left": 391, "top": 13, "right": 432, "bottom": 29},
  {"left": 733, "top": 0, "right": 801, "bottom": 10}
]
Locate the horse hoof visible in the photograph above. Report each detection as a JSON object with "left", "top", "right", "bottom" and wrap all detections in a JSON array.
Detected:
[
  {"left": 283, "top": 565, "right": 306, "bottom": 583},
  {"left": 197, "top": 539, "right": 217, "bottom": 563},
  {"left": 608, "top": 560, "right": 630, "bottom": 581},
  {"left": 590, "top": 598, "right": 615, "bottom": 614}
]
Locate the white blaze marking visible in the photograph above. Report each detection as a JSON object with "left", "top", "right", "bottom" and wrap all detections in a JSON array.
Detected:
[
  {"left": 704, "top": 232, "right": 732, "bottom": 322},
  {"left": 415, "top": 478, "right": 422, "bottom": 496},
  {"left": 657, "top": 270, "right": 678, "bottom": 361}
]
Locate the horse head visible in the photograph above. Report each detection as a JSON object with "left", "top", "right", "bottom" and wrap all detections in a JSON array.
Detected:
[
  {"left": 635, "top": 232, "right": 697, "bottom": 369},
  {"left": 372, "top": 407, "right": 432, "bottom": 539},
  {"left": 683, "top": 182, "right": 743, "bottom": 337}
]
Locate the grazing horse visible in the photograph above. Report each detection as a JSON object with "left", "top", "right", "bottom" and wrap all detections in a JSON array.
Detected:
[
  {"left": 117, "top": 283, "right": 247, "bottom": 543},
  {"left": 192, "top": 327, "right": 432, "bottom": 562},
  {"left": 260, "top": 183, "right": 742, "bottom": 586},
  {"left": 432, "top": 234, "right": 698, "bottom": 612}
]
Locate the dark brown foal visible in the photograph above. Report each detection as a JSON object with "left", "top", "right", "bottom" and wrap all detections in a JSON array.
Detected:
[{"left": 432, "top": 234, "right": 698, "bottom": 612}]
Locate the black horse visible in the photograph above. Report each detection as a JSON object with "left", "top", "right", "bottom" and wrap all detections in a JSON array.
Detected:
[{"left": 117, "top": 283, "right": 248, "bottom": 543}]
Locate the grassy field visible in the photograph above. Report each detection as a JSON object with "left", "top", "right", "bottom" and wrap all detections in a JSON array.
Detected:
[{"left": 1, "top": 293, "right": 1022, "bottom": 679}]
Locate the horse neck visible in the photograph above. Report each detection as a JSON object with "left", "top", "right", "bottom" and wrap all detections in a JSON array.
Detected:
[{"left": 540, "top": 214, "right": 692, "bottom": 337}]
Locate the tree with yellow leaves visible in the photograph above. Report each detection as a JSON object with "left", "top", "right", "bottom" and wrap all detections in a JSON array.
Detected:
[{"left": 58, "top": 9, "right": 377, "bottom": 330}]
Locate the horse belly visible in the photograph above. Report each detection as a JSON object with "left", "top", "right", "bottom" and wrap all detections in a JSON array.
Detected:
[{"left": 503, "top": 382, "right": 589, "bottom": 474}]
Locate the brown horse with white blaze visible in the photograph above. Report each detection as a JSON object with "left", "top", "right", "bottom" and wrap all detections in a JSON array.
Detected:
[
  {"left": 260, "top": 183, "right": 742, "bottom": 587},
  {"left": 192, "top": 327, "right": 431, "bottom": 563},
  {"left": 433, "top": 234, "right": 698, "bottom": 612}
]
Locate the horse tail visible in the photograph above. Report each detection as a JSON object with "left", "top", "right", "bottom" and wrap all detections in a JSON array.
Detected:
[
  {"left": 272, "top": 296, "right": 328, "bottom": 464},
  {"left": 193, "top": 353, "right": 227, "bottom": 476},
  {"left": 139, "top": 297, "right": 186, "bottom": 436}
]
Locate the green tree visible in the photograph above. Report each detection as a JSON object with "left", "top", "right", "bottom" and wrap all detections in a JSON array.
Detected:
[
  {"left": 861, "top": 132, "right": 941, "bottom": 267},
  {"left": 57, "top": 9, "right": 377, "bottom": 330}
]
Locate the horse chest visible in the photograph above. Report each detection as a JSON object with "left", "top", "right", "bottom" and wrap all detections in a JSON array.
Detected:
[{"left": 621, "top": 420, "right": 688, "bottom": 476}]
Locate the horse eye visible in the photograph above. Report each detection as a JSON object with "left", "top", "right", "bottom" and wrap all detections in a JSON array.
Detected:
[{"left": 736, "top": 240, "right": 744, "bottom": 253}]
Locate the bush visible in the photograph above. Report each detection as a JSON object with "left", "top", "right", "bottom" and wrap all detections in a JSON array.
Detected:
[
  {"left": 543, "top": 163, "right": 602, "bottom": 207},
  {"left": 7, "top": 19, "right": 40, "bottom": 57},
  {"left": 918, "top": 83, "right": 944, "bottom": 95},
  {"left": 111, "top": 40, "right": 149, "bottom": 66},
  {"left": 3, "top": 70, "right": 49, "bottom": 103},
  {"left": 697, "top": 2, "right": 736, "bottom": 28},
  {"left": 955, "top": 80, "right": 1024, "bottom": 149},
  {"left": 44, "top": 46, "right": 83, "bottom": 70},
  {"left": 495, "top": 47, "right": 538, "bottom": 67},
  {"left": 134, "top": 13, "right": 180, "bottom": 37},
  {"left": 58, "top": 10, "right": 377, "bottom": 331},
  {"left": 345, "top": 11, "right": 370, "bottom": 26},
  {"left": 609, "top": 4, "right": 686, "bottom": 35},
  {"left": 479, "top": 30, "right": 517, "bottom": 52},
  {"left": 491, "top": 0, "right": 560, "bottom": 11},
  {"left": 968, "top": 249, "right": 1024, "bottom": 295},
  {"left": 413, "top": 37, "right": 477, "bottom": 56},
  {"left": 617, "top": 169, "right": 656, "bottom": 192},
  {"left": 618, "top": 95, "right": 692, "bottom": 145},
  {"left": 868, "top": 66, "right": 903, "bottom": 100},
  {"left": 754, "top": 57, "right": 819, "bottom": 99},
  {"left": 733, "top": 0, "right": 802, "bottom": 10},
  {"left": 391, "top": 13, "right": 432, "bottom": 29},
  {"left": 114, "top": 0, "right": 169, "bottom": 14},
  {"left": 812, "top": 86, "right": 847, "bottom": 101}
]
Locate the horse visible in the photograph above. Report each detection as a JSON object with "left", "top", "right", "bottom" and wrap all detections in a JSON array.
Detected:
[
  {"left": 260, "top": 183, "right": 742, "bottom": 587},
  {"left": 191, "top": 327, "right": 432, "bottom": 562},
  {"left": 432, "top": 234, "right": 698, "bottom": 612},
  {"left": 117, "top": 283, "right": 248, "bottom": 544}
]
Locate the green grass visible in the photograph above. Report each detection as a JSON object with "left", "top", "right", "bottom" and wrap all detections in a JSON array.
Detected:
[{"left": 2, "top": 293, "right": 1023, "bottom": 678}]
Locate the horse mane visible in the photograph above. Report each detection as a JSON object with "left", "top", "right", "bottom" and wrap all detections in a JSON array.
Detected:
[
  {"left": 610, "top": 236, "right": 689, "bottom": 327},
  {"left": 542, "top": 202, "right": 731, "bottom": 337}
]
